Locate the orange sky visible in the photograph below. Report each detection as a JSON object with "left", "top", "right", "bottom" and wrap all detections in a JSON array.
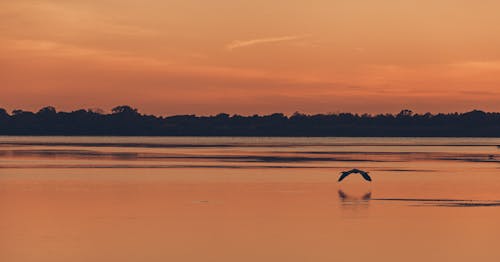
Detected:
[{"left": 1, "top": 0, "right": 500, "bottom": 115}]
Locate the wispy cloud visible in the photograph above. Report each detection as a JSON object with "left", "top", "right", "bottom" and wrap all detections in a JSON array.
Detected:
[
  {"left": 450, "top": 61, "right": 500, "bottom": 71},
  {"left": 226, "top": 35, "right": 309, "bottom": 50}
]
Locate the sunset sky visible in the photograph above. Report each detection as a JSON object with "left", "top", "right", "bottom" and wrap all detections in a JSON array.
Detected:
[{"left": 2, "top": 0, "right": 500, "bottom": 115}]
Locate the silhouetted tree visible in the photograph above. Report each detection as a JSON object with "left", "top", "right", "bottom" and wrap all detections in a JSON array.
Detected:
[
  {"left": 215, "top": 113, "right": 230, "bottom": 120},
  {"left": 0, "top": 105, "right": 499, "bottom": 136},
  {"left": 0, "top": 108, "right": 8, "bottom": 118},
  {"left": 0, "top": 109, "right": 8, "bottom": 127},
  {"left": 37, "top": 106, "right": 57, "bottom": 115},
  {"left": 12, "top": 109, "right": 25, "bottom": 116},
  {"left": 397, "top": 109, "right": 414, "bottom": 118},
  {"left": 112, "top": 105, "right": 139, "bottom": 115}
]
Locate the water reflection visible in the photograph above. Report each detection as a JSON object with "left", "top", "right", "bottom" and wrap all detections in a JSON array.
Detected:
[
  {"left": 338, "top": 189, "right": 372, "bottom": 212},
  {"left": 338, "top": 190, "right": 372, "bottom": 201},
  {"left": 2, "top": 137, "right": 500, "bottom": 262}
]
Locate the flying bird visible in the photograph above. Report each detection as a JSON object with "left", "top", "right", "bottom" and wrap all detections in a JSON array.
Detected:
[{"left": 338, "top": 168, "right": 372, "bottom": 182}]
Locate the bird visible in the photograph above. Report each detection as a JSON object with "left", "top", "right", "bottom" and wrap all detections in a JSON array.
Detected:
[{"left": 338, "top": 168, "right": 372, "bottom": 182}]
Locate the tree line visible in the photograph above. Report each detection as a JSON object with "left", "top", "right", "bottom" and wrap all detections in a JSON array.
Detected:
[{"left": 1, "top": 106, "right": 500, "bottom": 136}]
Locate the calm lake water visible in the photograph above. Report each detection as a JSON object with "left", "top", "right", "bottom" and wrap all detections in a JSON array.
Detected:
[{"left": 1, "top": 136, "right": 500, "bottom": 261}]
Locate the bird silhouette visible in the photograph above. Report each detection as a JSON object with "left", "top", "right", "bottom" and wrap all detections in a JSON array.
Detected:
[{"left": 338, "top": 168, "right": 372, "bottom": 182}]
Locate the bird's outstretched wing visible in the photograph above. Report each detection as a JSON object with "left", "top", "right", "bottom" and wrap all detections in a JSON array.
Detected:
[
  {"left": 362, "top": 192, "right": 372, "bottom": 200},
  {"left": 338, "top": 190, "right": 347, "bottom": 199},
  {"left": 360, "top": 172, "right": 372, "bottom": 182},
  {"left": 338, "top": 171, "right": 351, "bottom": 182}
]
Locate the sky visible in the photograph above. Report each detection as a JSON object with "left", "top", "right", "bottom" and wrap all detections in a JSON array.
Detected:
[{"left": 1, "top": 0, "right": 500, "bottom": 115}]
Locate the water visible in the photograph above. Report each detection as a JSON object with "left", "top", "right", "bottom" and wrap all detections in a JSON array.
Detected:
[{"left": 1, "top": 136, "right": 500, "bottom": 261}]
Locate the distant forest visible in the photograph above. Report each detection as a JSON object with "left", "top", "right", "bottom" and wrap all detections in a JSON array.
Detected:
[{"left": 1, "top": 106, "right": 500, "bottom": 137}]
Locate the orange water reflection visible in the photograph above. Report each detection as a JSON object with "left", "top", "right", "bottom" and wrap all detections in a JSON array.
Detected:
[{"left": 1, "top": 137, "right": 500, "bottom": 261}]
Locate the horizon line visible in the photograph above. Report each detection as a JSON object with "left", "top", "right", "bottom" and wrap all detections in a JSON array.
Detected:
[{"left": 1, "top": 106, "right": 497, "bottom": 118}]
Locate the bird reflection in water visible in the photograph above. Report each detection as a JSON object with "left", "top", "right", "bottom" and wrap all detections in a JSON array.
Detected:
[
  {"left": 338, "top": 190, "right": 371, "bottom": 201},
  {"left": 338, "top": 189, "right": 372, "bottom": 211}
]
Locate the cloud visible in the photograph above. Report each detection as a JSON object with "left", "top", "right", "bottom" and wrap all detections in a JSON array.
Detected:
[
  {"left": 450, "top": 61, "right": 500, "bottom": 71},
  {"left": 226, "top": 35, "right": 309, "bottom": 50}
]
